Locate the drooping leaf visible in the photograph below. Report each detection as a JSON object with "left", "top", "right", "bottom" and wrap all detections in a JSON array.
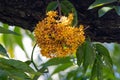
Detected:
[
  {"left": 0, "top": 26, "right": 20, "bottom": 36},
  {"left": 14, "top": 27, "right": 24, "bottom": 51},
  {"left": 89, "top": 0, "right": 116, "bottom": 9},
  {"left": 0, "top": 58, "right": 31, "bottom": 80},
  {"left": 90, "top": 59, "right": 97, "bottom": 80},
  {"left": 0, "top": 68, "right": 31, "bottom": 80},
  {"left": 25, "top": 30, "right": 34, "bottom": 41},
  {"left": 83, "top": 40, "right": 96, "bottom": 72},
  {"left": 98, "top": 7, "right": 113, "bottom": 17},
  {"left": 52, "top": 63, "right": 73, "bottom": 75},
  {"left": 2, "top": 34, "right": 15, "bottom": 58},
  {"left": 61, "top": 0, "right": 78, "bottom": 26},
  {"left": 90, "top": 54, "right": 103, "bottom": 80},
  {"left": 76, "top": 45, "right": 84, "bottom": 66},
  {"left": 0, "top": 58, "right": 36, "bottom": 74},
  {"left": 90, "top": 43, "right": 115, "bottom": 80},
  {"left": 14, "top": 27, "right": 29, "bottom": 58},
  {"left": 96, "top": 54, "right": 103, "bottom": 80},
  {"left": 90, "top": 51, "right": 104, "bottom": 80},
  {"left": 0, "top": 44, "right": 9, "bottom": 57},
  {"left": 46, "top": 1, "right": 58, "bottom": 12},
  {"left": 95, "top": 43, "right": 113, "bottom": 73},
  {"left": 2, "top": 24, "right": 15, "bottom": 58}
]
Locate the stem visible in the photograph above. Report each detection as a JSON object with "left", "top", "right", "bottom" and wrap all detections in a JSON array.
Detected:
[
  {"left": 57, "top": 0, "right": 62, "bottom": 16},
  {"left": 31, "top": 43, "right": 39, "bottom": 71},
  {"left": 84, "top": 25, "right": 90, "bottom": 30}
]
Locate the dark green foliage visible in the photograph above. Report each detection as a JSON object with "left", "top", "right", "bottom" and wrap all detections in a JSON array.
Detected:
[
  {"left": 90, "top": 43, "right": 114, "bottom": 80},
  {"left": 76, "top": 45, "right": 84, "bottom": 66},
  {"left": 46, "top": 1, "right": 58, "bottom": 12},
  {"left": 0, "top": 58, "right": 37, "bottom": 80},
  {"left": 82, "top": 41, "right": 96, "bottom": 72},
  {"left": 0, "top": 44, "right": 9, "bottom": 57}
]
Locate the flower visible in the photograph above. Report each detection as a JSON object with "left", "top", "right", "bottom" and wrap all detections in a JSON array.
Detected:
[{"left": 34, "top": 11, "right": 85, "bottom": 58}]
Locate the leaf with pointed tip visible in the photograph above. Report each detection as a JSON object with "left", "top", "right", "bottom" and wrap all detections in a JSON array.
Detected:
[
  {"left": 76, "top": 45, "right": 84, "bottom": 66},
  {"left": 13, "top": 27, "right": 29, "bottom": 58},
  {"left": 114, "top": 6, "right": 120, "bottom": 16},
  {"left": 0, "top": 44, "right": 9, "bottom": 57},
  {"left": 98, "top": 7, "right": 113, "bottom": 17},
  {"left": 2, "top": 34, "right": 15, "bottom": 58},
  {"left": 0, "top": 58, "right": 35, "bottom": 80},
  {"left": 90, "top": 59, "right": 97, "bottom": 80},
  {"left": 0, "top": 26, "right": 20, "bottom": 36},
  {"left": 95, "top": 43, "right": 113, "bottom": 73},
  {"left": 83, "top": 41, "right": 96, "bottom": 73},
  {"left": 90, "top": 54, "right": 103, "bottom": 80},
  {"left": 88, "top": 0, "right": 116, "bottom": 9}
]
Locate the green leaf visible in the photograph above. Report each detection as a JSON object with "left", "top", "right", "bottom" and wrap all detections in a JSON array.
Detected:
[
  {"left": 0, "top": 61, "right": 32, "bottom": 80},
  {"left": 0, "top": 44, "right": 9, "bottom": 57},
  {"left": 76, "top": 45, "right": 84, "bottom": 66},
  {"left": 95, "top": 43, "right": 113, "bottom": 71},
  {"left": 96, "top": 55, "right": 103, "bottom": 80},
  {"left": 52, "top": 63, "right": 73, "bottom": 75},
  {"left": 42, "top": 57, "right": 72, "bottom": 67},
  {"left": 0, "top": 70, "right": 7, "bottom": 80},
  {"left": 0, "top": 26, "right": 20, "bottom": 36},
  {"left": 7, "top": 69, "right": 31, "bottom": 80},
  {"left": 25, "top": 30, "right": 34, "bottom": 41},
  {"left": 1, "top": 24, "right": 15, "bottom": 58},
  {"left": 91, "top": 43, "right": 114, "bottom": 80},
  {"left": 0, "top": 69, "right": 31, "bottom": 80},
  {"left": 90, "top": 59, "right": 97, "bottom": 80},
  {"left": 37, "top": 57, "right": 72, "bottom": 77},
  {"left": 14, "top": 27, "right": 29, "bottom": 58},
  {"left": 114, "top": 6, "right": 120, "bottom": 16},
  {"left": 61, "top": 0, "right": 78, "bottom": 26},
  {"left": 90, "top": 54, "right": 103, "bottom": 80},
  {"left": 83, "top": 41, "right": 96, "bottom": 72},
  {"left": 2, "top": 34, "right": 15, "bottom": 58},
  {"left": 0, "top": 58, "right": 36, "bottom": 74},
  {"left": 98, "top": 7, "right": 113, "bottom": 17},
  {"left": 46, "top": 1, "right": 58, "bottom": 12},
  {"left": 14, "top": 27, "right": 24, "bottom": 50},
  {"left": 66, "top": 69, "right": 78, "bottom": 80},
  {"left": 89, "top": 0, "right": 116, "bottom": 9},
  {"left": 66, "top": 68, "right": 82, "bottom": 80},
  {"left": 25, "top": 60, "right": 32, "bottom": 65}
]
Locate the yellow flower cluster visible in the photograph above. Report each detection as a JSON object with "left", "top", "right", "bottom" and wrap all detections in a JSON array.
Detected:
[{"left": 34, "top": 11, "right": 85, "bottom": 58}]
